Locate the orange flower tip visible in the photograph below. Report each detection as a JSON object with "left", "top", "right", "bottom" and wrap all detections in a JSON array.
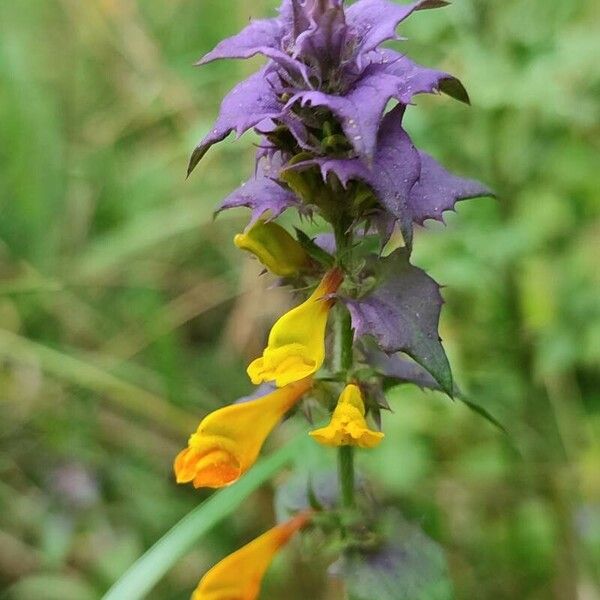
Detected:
[
  {"left": 272, "top": 511, "right": 313, "bottom": 546},
  {"left": 288, "top": 510, "right": 313, "bottom": 531},
  {"left": 191, "top": 513, "right": 311, "bottom": 600},
  {"left": 174, "top": 447, "right": 242, "bottom": 489}
]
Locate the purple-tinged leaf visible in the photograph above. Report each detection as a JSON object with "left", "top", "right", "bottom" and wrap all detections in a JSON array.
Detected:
[
  {"left": 288, "top": 105, "right": 421, "bottom": 249},
  {"left": 346, "top": 0, "right": 449, "bottom": 58},
  {"left": 362, "top": 345, "right": 447, "bottom": 392},
  {"left": 409, "top": 151, "right": 493, "bottom": 225},
  {"left": 313, "top": 233, "right": 336, "bottom": 255},
  {"left": 362, "top": 344, "right": 507, "bottom": 431},
  {"left": 341, "top": 248, "right": 453, "bottom": 395},
  {"left": 363, "top": 106, "right": 421, "bottom": 249},
  {"left": 274, "top": 470, "right": 343, "bottom": 522},
  {"left": 335, "top": 513, "right": 453, "bottom": 600},
  {"left": 197, "top": 17, "right": 282, "bottom": 64},
  {"left": 289, "top": 52, "right": 460, "bottom": 164},
  {"left": 293, "top": 1, "right": 349, "bottom": 81},
  {"left": 370, "top": 210, "right": 398, "bottom": 247},
  {"left": 368, "top": 48, "right": 469, "bottom": 105},
  {"left": 188, "top": 68, "right": 283, "bottom": 175},
  {"left": 197, "top": 14, "right": 308, "bottom": 81},
  {"left": 279, "top": 0, "right": 310, "bottom": 38},
  {"left": 216, "top": 153, "right": 302, "bottom": 224},
  {"left": 290, "top": 69, "right": 404, "bottom": 162}
]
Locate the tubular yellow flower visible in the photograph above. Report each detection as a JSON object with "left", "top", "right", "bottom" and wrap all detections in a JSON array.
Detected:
[
  {"left": 310, "top": 384, "right": 384, "bottom": 449},
  {"left": 191, "top": 513, "right": 310, "bottom": 600},
  {"left": 174, "top": 378, "right": 312, "bottom": 489},
  {"left": 233, "top": 220, "right": 310, "bottom": 277},
  {"left": 247, "top": 268, "right": 343, "bottom": 388}
]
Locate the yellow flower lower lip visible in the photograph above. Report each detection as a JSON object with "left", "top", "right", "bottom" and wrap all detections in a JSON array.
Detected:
[
  {"left": 310, "top": 383, "right": 384, "bottom": 449},
  {"left": 247, "top": 269, "right": 343, "bottom": 387},
  {"left": 248, "top": 344, "right": 317, "bottom": 388}
]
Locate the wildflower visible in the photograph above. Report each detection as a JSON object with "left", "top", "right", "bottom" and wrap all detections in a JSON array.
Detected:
[
  {"left": 310, "top": 383, "right": 384, "bottom": 448},
  {"left": 191, "top": 513, "right": 310, "bottom": 600},
  {"left": 174, "top": 378, "right": 312, "bottom": 489},
  {"left": 247, "top": 268, "right": 343, "bottom": 387},
  {"left": 234, "top": 220, "right": 309, "bottom": 277}
]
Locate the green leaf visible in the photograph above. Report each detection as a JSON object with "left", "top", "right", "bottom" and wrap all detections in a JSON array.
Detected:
[
  {"left": 294, "top": 227, "right": 335, "bottom": 267},
  {"left": 102, "top": 433, "right": 310, "bottom": 600},
  {"left": 458, "top": 397, "right": 507, "bottom": 434},
  {"left": 339, "top": 515, "right": 454, "bottom": 600}
]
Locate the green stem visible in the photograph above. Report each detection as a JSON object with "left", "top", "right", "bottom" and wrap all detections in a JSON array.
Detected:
[
  {"left": 332, "top": 221, "right": 356, "bottom": 514},
  {"left": 333, "top": 305, "right": 353, "bottom": 374},
  {"left": 339, "top": 445, "right": 355, "bottom": 509},
  {"left": 334, "top": 303, "right": 356, "bottom": 510}
]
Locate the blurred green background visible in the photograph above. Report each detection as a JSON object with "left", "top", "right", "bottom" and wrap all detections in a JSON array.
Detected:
[{"left": 1, "top": 0, "right": 599, "bottom": 598}]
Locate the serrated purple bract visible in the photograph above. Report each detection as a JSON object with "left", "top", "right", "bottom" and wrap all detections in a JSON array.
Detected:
[{"left": 341, "top": 248, "right": 453, "bottom": 395}]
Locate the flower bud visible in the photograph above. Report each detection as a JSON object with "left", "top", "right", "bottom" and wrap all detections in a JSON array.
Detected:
[{"left": 234, "top": 220, "right": 309, "bottom": 277}]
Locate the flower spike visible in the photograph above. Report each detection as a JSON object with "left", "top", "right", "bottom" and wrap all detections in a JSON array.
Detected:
[
  {"left": 191, "top": 513, "right": 310, "bottom": 600},
  {"left": 310, "top": 383, "right": 384, "bottom": 448},
  {"left": 247, "top": 268, "right": 344, "bottom": 387},
  {"left": 174, "top": 378, "right": 312, "bottom": 489}
]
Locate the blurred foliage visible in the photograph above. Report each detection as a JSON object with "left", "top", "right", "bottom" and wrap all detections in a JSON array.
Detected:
[{"left": 0, "top": 0, "right": 598, "bottom": 599}]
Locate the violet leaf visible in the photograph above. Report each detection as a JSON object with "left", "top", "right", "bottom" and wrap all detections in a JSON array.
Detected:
[
  {"left": 346, "top": 0, "right": 449, "bottom": 57},
  {"left": 341, "top": 248, "right": 453, "bottom": 395},
  {"left": 409, "top": 151, "right": 493, "bottom": 225},
  {"left": 337, "top": 513, "right": 453, "bottom": 600},
  {"left": 216, "top": 153, "right": 302, "bottom": 223},
  {"left": 188, "top": 68, "right": 283, "bottom": 175}
]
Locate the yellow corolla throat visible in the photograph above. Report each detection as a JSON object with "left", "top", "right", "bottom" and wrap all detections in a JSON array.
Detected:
[
  {"left": 247, "top": 268, "right": 344, "bottom": 387},
  {"left": 191, "top": 513, "right": 310, "bottom": 600},
  {"left": 310, "top": 383, "right": 384, "bottom": 449},
  {"left": 174, "top": 378, "right": 312, "bottom": 489},
  {"left": 233, "top": 220, "right": 310, "bottom": 277}
]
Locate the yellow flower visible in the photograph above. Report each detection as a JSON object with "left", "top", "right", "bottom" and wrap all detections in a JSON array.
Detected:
[
  {"left": 234, "top": 220, "right": 310, "bottom": 277},
  {"left": 310, "top": 384, "right": 384, "bottom": 448},
  {"left": 247, "top": 269, "right": 343, "bottom": 388},
  {"left": 191, "top": 513, "right": 310, "bottom": 600},
  {"left": 174, "top": 378, "right": 312, "bottom": 489}
]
